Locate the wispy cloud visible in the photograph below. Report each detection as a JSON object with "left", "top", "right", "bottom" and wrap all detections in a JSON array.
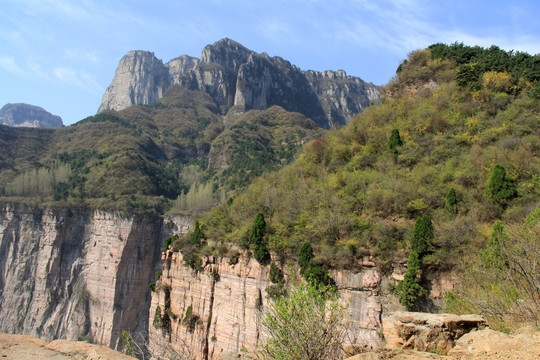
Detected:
[
  {"left": 64, "top": 48, "right": 100, "bottom": 63},
  {"left": 0, "top": 56, "right": 25, "bottom": 76},
  {"left": 53, "top": 67, "right": 102, "bottom": 94}
]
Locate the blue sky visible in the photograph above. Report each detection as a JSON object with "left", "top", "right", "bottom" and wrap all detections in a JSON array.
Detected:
[{"left": 1, "top": 0, "right": 539, "bottom": 125}]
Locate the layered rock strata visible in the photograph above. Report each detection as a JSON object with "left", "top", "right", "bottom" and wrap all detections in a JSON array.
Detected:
[
  {"left": 0, "top": 205, "right": 190, "bottom": 349},
  {"left": 149, "top": 252, "right": 384, "bottom": 360},
  {"left": 99, "top": 38, "right": 380, "bottom": 128}
]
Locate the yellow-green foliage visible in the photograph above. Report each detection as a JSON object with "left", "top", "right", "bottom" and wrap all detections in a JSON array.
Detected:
[{"left": 201, "top": 46, "right": 539, "bottom": 270}]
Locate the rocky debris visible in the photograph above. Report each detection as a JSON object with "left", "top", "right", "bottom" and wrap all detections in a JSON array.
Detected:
[
  {"left": 0, "top": 332, "right": 136, "bottom": 359},
  {"left": 449, "top": 328, "right": 540, "bottom": 357},
  {"left": 99, "top": 38, "right": 380, "bottom": 128},
  {"left": 383, "top": 312, "right": 487, "bottom": 354},
  {"left": 346, "top": 328, "right": 540, "bottom": 359},
  {"left": 0, "top": 103, "right": 63, "bottom": 128}
]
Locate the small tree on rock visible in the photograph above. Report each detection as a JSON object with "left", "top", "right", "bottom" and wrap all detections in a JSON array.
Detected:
[
  {"left": 396, "top": 251, "right": 426, "bottom": 310},
  {"left": 249, "top": 212, "right": 270, "bottom": 264}
]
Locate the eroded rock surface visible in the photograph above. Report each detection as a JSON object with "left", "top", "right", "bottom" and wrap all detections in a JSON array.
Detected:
[
  {"left": 149, "top": 252, "right": 384, "bottom": 359},
  {"left": 99, "top": 38, "right": 380, "bottom": 128},
  {"left": 383, "top": 312, "right": 486, "bottom": 354}
]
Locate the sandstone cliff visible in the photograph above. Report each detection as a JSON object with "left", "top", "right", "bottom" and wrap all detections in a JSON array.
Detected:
[
  {"left": 149, "top": 251, "right": 384, "bottom": 359},
  {"left": 0, "top": 103, "right": 63, "bottom": 128},
  {"left": 0, "top": 205, "right": 189, "bottom": 349},
  {"left": 99, "top": 38, "right": 380, "bottom": 128}
]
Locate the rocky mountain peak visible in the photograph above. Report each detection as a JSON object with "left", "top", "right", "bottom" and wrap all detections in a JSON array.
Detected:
[
  {"left": 0, "top": 103, "right": 63, "bottom": 128},
  {"left": 98, "top": 38, "right": 381, "bottom": 128}
]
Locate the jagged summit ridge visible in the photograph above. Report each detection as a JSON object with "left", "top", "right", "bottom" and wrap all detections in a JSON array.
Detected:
[
  {"left": 0, "top": 103, "right": 63, "bottom": 128},
  {"left": 98, "top": 38, "right": 380, "bottom": 128}
]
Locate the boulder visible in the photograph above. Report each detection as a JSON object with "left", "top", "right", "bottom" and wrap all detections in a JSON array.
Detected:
[{"left": 384, "top": 311, "right": 486, "bottom": 354}]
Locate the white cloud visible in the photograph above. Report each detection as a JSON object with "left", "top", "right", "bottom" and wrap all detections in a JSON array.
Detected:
[
  {"left": 64, "top": 48, "right": 100, "bottom": 63},
  {"left": 53, "top": 67, "right": 102, "bottom": 94},
  {"left": 0, "top": 56, "right": 25, "bottom": 76}
]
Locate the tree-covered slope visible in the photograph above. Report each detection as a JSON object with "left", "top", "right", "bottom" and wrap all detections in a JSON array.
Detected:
[
  {"left": 190, "top": 43, "right": 538, "bottom": 279},
  {"left": 0, "top": 86, "right": 324, "bottom": 212}
]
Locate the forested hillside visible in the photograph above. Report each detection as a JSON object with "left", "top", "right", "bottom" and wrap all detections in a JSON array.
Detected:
[
  {"left": 175, "top": 43, "right": 539, "bottom": 328},
  {"left": 0, "top": 86, "right": 324, "bottom": 213}
]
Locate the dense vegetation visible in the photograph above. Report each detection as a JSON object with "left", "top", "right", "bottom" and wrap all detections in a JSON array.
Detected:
[
  {"left": 0, "top": 86, "right": 323, "bottom": 213},
  {"left": 171, "top": 44, "right": 539, "bottom": 326}
]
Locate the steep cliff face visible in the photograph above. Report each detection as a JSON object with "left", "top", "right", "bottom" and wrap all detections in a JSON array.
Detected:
[
  {"left": 98, "top": 51, "right": 171, "bottom": 113},
  {"left": 98, "top": 38, "right": 380, "bottom": 128},
  {"left": 149, "top": 252, "right": 384, "bottom": 359},
  {"left": 0, "top": 103, "right": 63, "bottom": 128},
  {"left": 0, "top": 205, "right": 190, "bottom": 349}
]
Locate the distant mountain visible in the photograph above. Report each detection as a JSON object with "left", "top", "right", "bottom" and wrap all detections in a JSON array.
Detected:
[
  {"left": 0, "top": 103, "right": 63, "bottom": 128},
  {"left": 99, "top": 38, "right": 380, "bottom": 128}
]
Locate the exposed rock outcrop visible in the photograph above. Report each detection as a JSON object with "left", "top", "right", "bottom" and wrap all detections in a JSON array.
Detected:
[
  {"left": 0, "top": 205, "right": 190, "bottom": 349},
  {"left": 0, "top": 103, "right": 63, "bottom": 128},
  {"left": 99, "top": 38, "right": 380, "bottom": 128},
  {"left": 149, "top": 252, "right": 384, "bottom": 359},
  {"left": 383, "top": 312, "right": 487, "bottom": 354}
]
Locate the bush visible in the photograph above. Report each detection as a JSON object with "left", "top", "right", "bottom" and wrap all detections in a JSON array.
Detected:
[
  {"left": 261, "top": 283, "right": 345, "bottom": 360},
  {"left": 269, "top": 262, "right": 284, "bottom": 284}
]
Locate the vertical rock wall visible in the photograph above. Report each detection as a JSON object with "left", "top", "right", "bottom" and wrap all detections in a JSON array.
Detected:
[
  {"left": 149, "top": 252, "right": 384, "bottom": 359},
  {"left": 0, "top": 205, "right": 190, "bottom": 349}
]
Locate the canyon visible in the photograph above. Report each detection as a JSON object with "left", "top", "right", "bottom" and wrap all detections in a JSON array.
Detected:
[{"left": 0, "top": 205, "right": 414, "bottom": 359}]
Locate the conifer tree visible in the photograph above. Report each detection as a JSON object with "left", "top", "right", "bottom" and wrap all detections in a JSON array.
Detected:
[
  {"left": 445, "top": 188, "right": 458, "bottom": 215},
  {"left": 298, "top": 241, "right": 314, "bottom": 273},
  {"left": 249, "top": 212, "right": 266, "bottom": 245},
  {"left": 249, "top": 212, "right": 269, "bottom": 264},
  {"left": 396, "top": 251, "right": 426, "bottom": 310},
  {"left": 410, "top": 215, "right": 433, "bottom": 256},
  {"left": 191, "top": 220, "right": 202, "bottom": 246},
  {"left": 484, "top": 164, "right": 517, "bottom": 207},
  {"left": 388, "top": 129, "right": 403, "bottom": 151}
]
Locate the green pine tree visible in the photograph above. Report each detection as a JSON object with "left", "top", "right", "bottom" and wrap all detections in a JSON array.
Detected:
[
  {"left": 396, "top": 251, "right": 426, "bottom": 310},
  {"left": 191, "top": 220, "right": 202, "bottom": 246},
  {"left": 484, "top": 164, "right": 517, "bottom": 206},
  {"left": 445, "top": 188, "right": 458, "bottom": 215},
  {"left": 249, "top": 212, "right": 266, "bottom": 245},
  {"left": 410, "top": 215, "right": 433, "bottom": 256},
  {"left": 388, "top": 128, "right": 403, "bottom": 151},
  {"left": 298, "top": 241, "right": 314, "bottom": 273}
]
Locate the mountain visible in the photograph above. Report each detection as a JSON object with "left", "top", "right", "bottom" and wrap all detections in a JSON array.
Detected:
[
  {"left": 0, "top": 85, "right": 324, "bottom": 212},
  {"left": 0, "top": 103, "right": 63, "bottom": 128},
  {"left": 98, "top": 38, "right": 380, "bottom": 128}
]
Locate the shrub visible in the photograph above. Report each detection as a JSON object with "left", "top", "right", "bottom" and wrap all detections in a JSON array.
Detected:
[
  {"left": 261, "top": 283, "right": 345, "bottom": 360},
  {"left": 269, "top": 262, "right": 284, "bottom": 284}
]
